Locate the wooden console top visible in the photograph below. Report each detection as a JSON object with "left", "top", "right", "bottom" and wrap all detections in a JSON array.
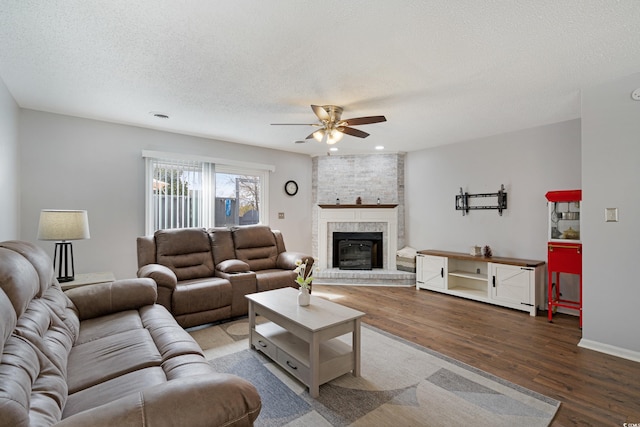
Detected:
[{"left": 418, "top": 249, "right": 545, "bottom": 268}]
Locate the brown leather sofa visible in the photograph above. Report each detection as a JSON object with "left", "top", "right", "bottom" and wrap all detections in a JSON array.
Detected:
[
  {"left": 137, "top": 225, "right": 313, "bottom": 328},
  {"left": 0, "top": 240, "right": 261, "bottom": 427}
]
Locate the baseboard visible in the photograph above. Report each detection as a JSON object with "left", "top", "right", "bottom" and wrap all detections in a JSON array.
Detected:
[{"left": 578, "top": 338, "right": 640, "bottom": 363}]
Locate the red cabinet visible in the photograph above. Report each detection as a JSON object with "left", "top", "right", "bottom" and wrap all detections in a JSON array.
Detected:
[
  {"left": 546, "top": 190, "right": 582, "bottom": 327},
  {"left": 548, "top": 243, "right": 581, "bottom": 274}
]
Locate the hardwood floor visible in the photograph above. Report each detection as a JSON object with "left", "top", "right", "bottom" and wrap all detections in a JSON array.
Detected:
[{"left": 312, "top": 284, "right": 640, "bottom": 426}]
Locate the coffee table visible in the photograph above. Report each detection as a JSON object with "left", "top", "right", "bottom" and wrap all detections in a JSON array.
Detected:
[{"left": 246, "top": 287, "right": 365, "bottom": 398}]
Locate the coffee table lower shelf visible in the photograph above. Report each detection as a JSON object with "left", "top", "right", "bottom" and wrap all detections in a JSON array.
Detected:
[{"left": 252, "top": 322, "right": 354, "bottom": 392}]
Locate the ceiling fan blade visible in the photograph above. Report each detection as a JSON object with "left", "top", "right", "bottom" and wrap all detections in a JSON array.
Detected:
[
  {"left": 311, "top": 105, "right": 330, "bottom": 121},
  {"left": 341, "top": 115, "right": 387, "bottom": 126},
  {"left": 271, "top": 123, "right": 317, "bottom": 126},
  {"left": 339, "top": 127, "right": 370, "bottom": 138}
]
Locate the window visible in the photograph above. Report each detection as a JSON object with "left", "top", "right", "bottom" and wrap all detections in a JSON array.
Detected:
[
  {"left": 148, "top": 158, "right": 209, "bottom": 231},
  {"left": 215, "top": 167, "right": 262, "bottom": 227},
  {"left": 143, "top": 151, "right": 272, "bottom": 234}
]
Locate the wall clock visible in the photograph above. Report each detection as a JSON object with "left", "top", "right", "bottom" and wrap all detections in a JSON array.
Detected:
[{"left": 284, "top": 180, "right": 298, "bottom": 196}]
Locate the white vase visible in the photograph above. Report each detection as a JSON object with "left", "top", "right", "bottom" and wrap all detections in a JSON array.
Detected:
[{"left": 298, "top": 287, "right": 310, "bottom": 306}]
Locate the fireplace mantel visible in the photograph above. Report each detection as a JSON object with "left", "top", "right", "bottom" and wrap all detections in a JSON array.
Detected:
[
  {"left": 318, "top": 204, "right": 398, "bottom": 209},
  {"left": 317, "top": 206, "right": 398, "bottom": 270}
]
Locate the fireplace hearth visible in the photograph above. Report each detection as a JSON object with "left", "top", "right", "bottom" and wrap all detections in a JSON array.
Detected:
[{"left": 333, "top": 232, "right": 382, "bottom": 270}]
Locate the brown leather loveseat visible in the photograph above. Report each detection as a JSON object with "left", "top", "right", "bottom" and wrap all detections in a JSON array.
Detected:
[
  {"left": 137, "top": 225, "right": 313, "bottom": 328},
  {"left": 0, "top": 240, "right": 261, "bottom": 426}
]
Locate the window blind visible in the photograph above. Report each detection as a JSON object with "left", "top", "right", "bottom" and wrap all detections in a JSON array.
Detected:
[{"left": 149, "top": 158, "right": 204, "bottom": 232}]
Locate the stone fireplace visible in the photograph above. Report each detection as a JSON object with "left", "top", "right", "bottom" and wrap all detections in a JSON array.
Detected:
[
  {"left": 317, "top": 205, "right": 398, "bottom": 270},
  {"left": 311, "top": 153, "right": 412, "bottom": 285},
  {"left": 312, "top": 153, "right": 405, "bottom": 255}
]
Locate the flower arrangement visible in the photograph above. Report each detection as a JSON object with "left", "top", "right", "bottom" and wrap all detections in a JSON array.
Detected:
[{"left": 294, "top": 258, "right": 314, "bottom": 290}]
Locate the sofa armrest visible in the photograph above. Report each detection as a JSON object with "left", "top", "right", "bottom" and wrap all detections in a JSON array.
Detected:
[
  {"left": 216, "top": 259, "right": 251, "bottom": 274},
  {"left": 55, "top": 374, "right": 261, "bottom": 427},
  {"left": 137, "top": 264, "right": 178, "bottom": 289},
  {"left": 66, "top": 278, "right": 157, "bottom": 321},
  {"left": 277, "top": 252, "right": 314, "bottom": 270}
]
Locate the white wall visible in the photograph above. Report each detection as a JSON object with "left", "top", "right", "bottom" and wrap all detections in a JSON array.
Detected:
[
  {"left": 19, "top": 110, "right": 313, "bottom": 280},
  {"left": 405, "top": 119, "right": 581, "bottom": 263},
  {"left": 0, "top": 77, "right": 20, "bottom": 240},
  {"left": 580, "top": 72, "right": 640, "bottom": 359}
]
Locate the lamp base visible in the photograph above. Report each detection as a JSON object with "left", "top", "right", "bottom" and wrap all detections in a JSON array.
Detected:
[{"left": 53, "top": 241, "right": 76, "bottom": 283}]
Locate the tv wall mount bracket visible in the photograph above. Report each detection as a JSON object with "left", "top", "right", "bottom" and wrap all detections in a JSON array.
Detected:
[{"left": 455, "top": 184, "right": 507, "bottom": 216}]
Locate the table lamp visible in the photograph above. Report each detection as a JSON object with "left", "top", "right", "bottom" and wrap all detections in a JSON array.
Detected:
[{"left": 37, "top": 209, "right": 90, "bottom": 282}]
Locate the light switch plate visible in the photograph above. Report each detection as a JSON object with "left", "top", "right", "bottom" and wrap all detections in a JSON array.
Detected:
[
  {"left": 278, "top": 212, "right": 285, "bottom": 219},
  {"left": 605, "top": 208, "right": 618, "bottom": 222}
]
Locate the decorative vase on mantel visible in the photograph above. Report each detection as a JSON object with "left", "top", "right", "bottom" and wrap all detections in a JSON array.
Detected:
[{"left": 298, "top": 287, "right": 310, "bottom": 306}]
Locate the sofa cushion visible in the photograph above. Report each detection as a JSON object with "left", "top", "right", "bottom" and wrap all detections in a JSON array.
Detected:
[
  {"left": 155, "top": 228, "right": 214, "bottom": 281},
  {"left": 171, "top": 277, "right": 232, "bottom": 316},
  {"left": 14, "top": 292, "right": 77, "bottom": 378},
  {"left": 232, "top": 225, "right": 279, "bottom": 270},
  {"left": 208, "top": 227, "right": 236, "bottom": 262},
  {"left": 0, "top": 241, "right": 55, "bottom": 298},
  {"left": 0, "top": 243, "right": 79, "bottom": 427},
  {"left": 0, "top": 291, "right": 16, "bottom": 356},
  {"left": 63, "top": 367, "right": 167, "bottom": 418},
  {"left": 75, "top": 310, "right": 143, "bottom": 345},
  {"left": 140, "top": 304, "right": 205, "bottom": 359},
  {"left": 67, "top": 329, "right": 162, "bottom": 393},
  {"left": 0, "top": 247, "right": 41, "bottom": 319},
  {"left": 0, "top": 332, "right": 68, "bottom": 426},
  {"left": 38, "top": 286, "right": 79, "bottom": 356},
  {"left": 254, "top": 269, "right": 297, "bottom": 292}
]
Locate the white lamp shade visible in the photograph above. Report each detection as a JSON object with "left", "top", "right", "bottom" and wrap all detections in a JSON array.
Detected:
[{"left": 37, "top": 210, "right": 90, "bottom": 241}]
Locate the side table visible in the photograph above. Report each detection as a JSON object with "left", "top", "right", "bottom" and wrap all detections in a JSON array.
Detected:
[{"left": 61, "top": 272, "right": 115, "bottom": 291}]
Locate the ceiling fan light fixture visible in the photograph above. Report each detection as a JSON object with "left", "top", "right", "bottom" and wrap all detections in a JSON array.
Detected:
[
  {"left": 312, "top": 129, "right": 325, "bottom": 142},
  {"left": 312, "top": 128, "right": 343, "bottom": 144},
  {"left": 326, "top": 129, "right": 344, "bottom": 145}
]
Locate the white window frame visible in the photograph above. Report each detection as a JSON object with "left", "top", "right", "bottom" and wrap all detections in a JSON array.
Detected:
[{"left": 143, "top": 150, "right": 274, "bottom": 235}]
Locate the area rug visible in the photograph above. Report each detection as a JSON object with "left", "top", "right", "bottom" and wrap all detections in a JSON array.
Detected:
[{"left": 189, "top": 318, "right": 560, "bottom": 427}]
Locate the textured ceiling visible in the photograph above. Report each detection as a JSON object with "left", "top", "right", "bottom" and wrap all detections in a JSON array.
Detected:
[{"left": 1, "top": 1, "right": 640, "bottom": 156}]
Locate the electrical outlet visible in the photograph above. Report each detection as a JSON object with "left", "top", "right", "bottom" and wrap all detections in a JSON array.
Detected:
[
  {"left": 605, "top": 208, "right": 618, "bottom": 222},
  {"left": 278, "top": 212, "right": 285, "bottom": 219}
]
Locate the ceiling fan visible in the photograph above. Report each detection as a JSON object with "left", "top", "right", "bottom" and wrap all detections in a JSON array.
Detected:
[{"left": 271, "top": 105, "right": 386, "bottom": 145}]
